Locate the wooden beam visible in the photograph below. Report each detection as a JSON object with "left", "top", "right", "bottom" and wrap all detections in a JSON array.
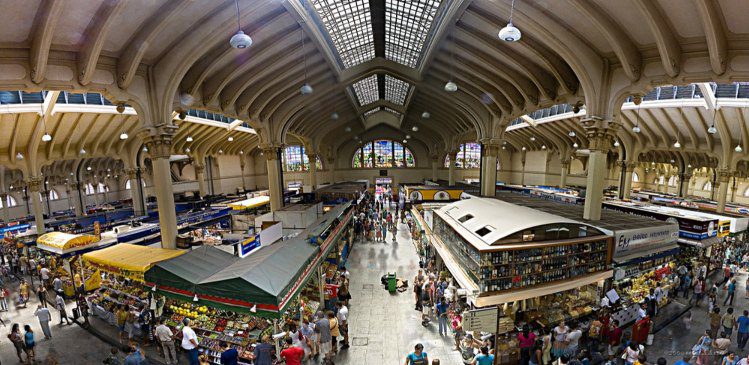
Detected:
[
  {"left": 693, "top": 0, "right": 727, "bottom": 75},
  {"left": 632, "top": 0, "right": 681, "bottom": 77}
]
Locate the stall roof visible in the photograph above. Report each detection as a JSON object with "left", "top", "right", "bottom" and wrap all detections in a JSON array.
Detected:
[
  {"left": 494, "top": 192, "right": 674, "bottom": 232},
  {"left": 83, "top": 244, "right": 185, "bottom": 281},
  {"left": 144, "top": 246, "right": 239, "bottom": 291},
  {"left": 227, "top": 196, "right": 270, "bottom": 210},
  {"left": 435, "top": 197, "right": 603, "bottom": 250},
  {"left": 604, "top": 200, "right": 715, "bottom": 222},
  {"left": 36, "top": 232, "right": 103, "bottom": 256}
]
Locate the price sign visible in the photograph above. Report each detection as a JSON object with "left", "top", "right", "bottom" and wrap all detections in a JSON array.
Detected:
[{"left": 462, "top": 307, "right": 499, "bottom": 333}]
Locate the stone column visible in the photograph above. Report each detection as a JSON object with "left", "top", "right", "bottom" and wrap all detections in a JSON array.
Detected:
[
  {"left": 143, "top": 125, "right": 178, "bottom": 249},
  {"left": 582, "top": 117, "right": 619, "bottom": 220},
  {"left": 480, "top": 142, "right": 500, "bottom": 196},
  {"left": 0, "top": 193, "right": 9, "bottom": 223},
  {"left": 327, "top": 157, "right": 335, "bottom": 184},
  {"left": 193, "top": 163, "right": 207, "bottom": 197},
  {"left": 520, "top": 151, "right": 527, "bottom": 186},
  {"left": 307, "top": 153, "right": 317, "bottom": 190},
  {"left": 72, "top": 182, "right": 84, "bottom": 216},
  {"left": 430, "top": 155, "right": 439, "bottom": 182},
  {"left": 125, "top": 169, "right": 145, "bottom": 216},
  {"left": 716, "top": 169, "right": 732, "bottom": 213},
  {"left": 560, "top": 158, "right": 570, "bottom": 188},
  {"left": 262, "top": 145, "right": 283, "bottom": 211},
  {"left": 447, "top": 150, "right": 458, "bottom": 186},
  {"left": 27, "top": 177, "right": 45, "bottom": 234},
  {"left": 239, "top": 158, "right": 247, "bottom": 191},
  {"left": 623, "top": 162, "right": 637, "bottom": 199},
  {"left": 678, "top": 172, "right": 692, "bottom": 197}
]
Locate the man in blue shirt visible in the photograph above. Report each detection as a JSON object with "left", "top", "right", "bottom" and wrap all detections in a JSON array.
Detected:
[
  {"left": 436, "top": 298, "right": 449, "bottom": 336},
  {"left": 737, "top": 310, "right": 749, "bottom": 350},
  {"left": 674, "top": 355, "right": 692, "bottom": 365},
  {"left": 220, "top": 341, "right": 239, "bottom": 365}
]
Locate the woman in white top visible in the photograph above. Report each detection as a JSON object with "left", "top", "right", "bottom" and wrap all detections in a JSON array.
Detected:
[
  {"left": 552, "top": 321, "right": 569, "bottom": 358},
  {"left": 624, "top": 342, "right": 640, "bottom": 365}
]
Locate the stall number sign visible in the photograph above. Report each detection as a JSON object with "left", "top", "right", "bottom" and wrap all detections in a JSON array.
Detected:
[{"left": 462, "top": 307, "right": 498, "bottom": 333}]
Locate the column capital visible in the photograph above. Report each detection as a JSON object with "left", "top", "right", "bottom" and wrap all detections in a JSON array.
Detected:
[
  {"left": 560, "top": 158, "right": 571, "bottom": 167},
  {"left": 26, "top": 177, "right": 43, "bottom": 192},
  {"left": 625, "top": 161, "right": 638, "bottom": 172},
  {"left": 141, "top": 124, "right": 178, "bottom": 159},
  {"left": 481, "top": 142, "right": 501, "bottom": 157},
  {"left": 582, "top": 117, "right": 621, "bottom": 152},
  {"left": 717, "top": 168, "right": 734, "bottom": 183},
  {"left": 259, "top": 144, "right": 281, "bottom": 161},
  {"left": 447, "top": 150, "right": 459, "bottom": 160},
  {"left": 193, "top": 164, "right": 205, "bottom": 174},
  {"left": 124, "top": 168, "right": 138, "bottom": 179}
]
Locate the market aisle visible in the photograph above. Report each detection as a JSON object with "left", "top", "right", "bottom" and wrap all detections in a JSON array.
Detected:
[
  {"left": 333, "top": 218, "right": 463, "bottom": 365},
  {"left": 0, "top": 275, "right": 111, "bottom": 364},
  {"left": 646, "top": 269, "right": 749, "bottom": 363}
]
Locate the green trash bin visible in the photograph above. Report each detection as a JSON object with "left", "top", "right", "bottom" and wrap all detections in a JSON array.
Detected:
[{"left": 387, "top": 272, "right": 397, "bottom": 293}]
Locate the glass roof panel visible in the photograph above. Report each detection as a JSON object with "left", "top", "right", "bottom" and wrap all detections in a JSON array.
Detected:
[
  {"left": 312, "top": 0, "right": 375, "bottom": 68},
  {"left": 364, "top": 107, "right": 382, "bottom": 117},
  {"left": 384, "top": 75, "right": 410, "bottom": 106},
  {"left": 384, "top": 107, "right": 402, "bottom": 117},
  {"left": 352, "top": 75, "right": 379, "bottom": 106},
  {"left": 385, "top": 0, "right": 442, "bottom": 68}
]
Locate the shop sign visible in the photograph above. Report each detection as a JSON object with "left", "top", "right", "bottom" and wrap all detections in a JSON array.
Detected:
[
  {"left": 462, "top": 307, "right": 499, "bottom": 333},
  {"left": 84, "top": 269, "right": 101, "bottom": 291},
  {"left": 604, "top": 224, "right": 679, "bottom": 256},
  {"left": 718, "top": 221, "right": 731, "bottom": 238},
  {"left": 324, "top": 284, "right": 339, "bottom": 297},
  {"left": 0, "top": 224, "right": 30, "bottom": 234},
  {"left": 239, "top": 235, "right": 261, "bottom": 258},
  {"left": 603, "top": 202, "right": 718, "bottom": 239}
]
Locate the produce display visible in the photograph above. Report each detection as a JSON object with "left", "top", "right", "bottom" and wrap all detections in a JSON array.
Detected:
[
  {"left": 526, "top": 285, "right": 599, "bottom": 327},
  {"left": 87, "top": 279, "right": 148, "bottom": 312}
]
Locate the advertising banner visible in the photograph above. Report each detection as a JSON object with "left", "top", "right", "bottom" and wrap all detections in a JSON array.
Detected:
[
  {"left": 597, "top": 224, "right": 679, "bottom": 257},
  {"left": 603, "top": 202, "right": 718, "bottom": 240}
]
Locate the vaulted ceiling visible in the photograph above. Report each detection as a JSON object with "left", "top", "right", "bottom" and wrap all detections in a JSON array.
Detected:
[{"left": 1, "top": 0, "right": 749, "bottom": 159}]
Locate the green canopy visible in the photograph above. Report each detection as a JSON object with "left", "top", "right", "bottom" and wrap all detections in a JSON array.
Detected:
[{"left": 144, "top": 246, "right": 237, "bottom": 298}]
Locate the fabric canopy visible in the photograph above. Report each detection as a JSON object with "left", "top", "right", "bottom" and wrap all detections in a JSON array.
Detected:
[
  {"left": 83, "top": 244, "right": 185, "bottom": 282},
  {"left": 37, "top": 232, "right": 99, "bottom": 256}
]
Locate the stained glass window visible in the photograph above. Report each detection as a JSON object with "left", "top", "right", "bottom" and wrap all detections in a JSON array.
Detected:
[
  {"left": 282, "top": 145, "right": 321, "bottom": 172},
  {"left": 445, "top": 142, "right": 482, "bottom": 168},
  {"left": 352, "top": 140, "right": 415, "bottom": 168}
]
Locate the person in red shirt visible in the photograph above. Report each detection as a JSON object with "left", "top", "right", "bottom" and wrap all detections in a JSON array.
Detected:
[
  {"left": 280, "top": 338, "right": 304, "bottom": 365},
  {"left": 517, "top": 325, "right": 536, "bottom": 365},
  {"left": 607, "top": 320, "right": 623, "bottom": 361}
]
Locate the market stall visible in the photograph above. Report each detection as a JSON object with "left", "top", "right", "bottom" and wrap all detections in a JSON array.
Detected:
[
  {"left": 36, "top": 232, "right": 115, "bottom": 296},
  {"left": 82, "top": 244, "right": 185, "bottom": 334},
  {"left": 142, "top": 203, "right": 353, "bottom": 365}
]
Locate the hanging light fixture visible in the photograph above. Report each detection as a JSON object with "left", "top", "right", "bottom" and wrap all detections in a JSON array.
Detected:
[
  {"left": 614, "top": 140, "right": 620, "bottom": 147},
  {"left": 406, "top": 135, "right": 411, "bottom": 139},
  {"left": 708, "top": 109, "right": 717, "bottom": 134},
  {"left": 86, "top": 166, "right": 92, "bottom": 171},
  {"left": 736, "top": 144, "right": 743, "bottom": 153},
  {"left": 229, "top": 0, "right": 252, "bottom": 49},
  {"left": 688, "top": 164, "right": 692, "bottom": 168},
  {"left": 40, "top": 104, "right": 52, "bottom": 142},
  {"left": 227, "top": 136, "right": 234, "bottom": 142},
  {"left": 541, "top": 145, "right": 546, "bottom": 150},
  {"left": 193, "top": 294, "right": 199, "bottom": 302},
  {"left": 412, "top": 126, "right": 419, "bottom": 132},
  {"left": 119, "top": 132, "right": 128, "bottom": 140},
  {"left": 633, "top": 104, "right": 642, "bottom": 133},
  {"left": 299, "top": 27, "right": 313, "bottom": 95},
  {"left": 142, "top": 146, "right": 148, "bottom": 152},
  {"left": 79, "top": 148, "right": 86, "bottom": 155},
  {"left": 239, "top": 150, "right": 244, "bottom": 155},
  {"left": 185, "top": 147, "right": 191, "bottom": 153},
  {"left": 186, "top": 136, "right": 193, "bottom": 142},
  {"left": 573, "top": 142, "right": 579, "bottom": 148},
  {"left": 15, "top": 152, "right": 23, "bottom": 160},
  {"left": 421, "top": 112, "right": 430, "bottom": 119},
  {"left": 673, "top": 140, "right": 681, "bottom": 148},
  {"left": 219, "top": 149, "right": 224, "bottom": 154},
  {"left": 530, "top": 136, "right": 536, "bottom": 142},
  {"left": 402, "top": 139, "right": 408, "bottom": 144},
  {"left": 498, "top": 0, "right": 521, "bottom": 42},
  {"left": 521, "top": 146, "right": 526, "bottom": 151},
  {"left": 344, "top": 126, "right": 351, "bottom": 132},
  {"left": 444, "top": 27, "right": 458, "bottom": 93},
  {"left": 568, "top": 131, "right": 576, "bottom": 137},
  {"left": 331, "top": 112, "right": 339, "bottom": 120}
]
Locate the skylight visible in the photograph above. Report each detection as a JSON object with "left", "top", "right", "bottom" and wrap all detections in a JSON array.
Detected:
[
  {"left": 385, "top": 0, "right": 442, "bottom": 68},
  {"left": 312, "top": 0, "right": 375, "bottom": 68},
  {"left": 384, "top": 107, "right": 402, "bottom": 117},
  {"left": 352, "top": 75, "right": 379, "bottom": 106},
  {"left": 384, "top": 75, "right": 410, "bottom": 105},
  {"left": 364, "top": 107, "right": 382, "bottom": 117}
]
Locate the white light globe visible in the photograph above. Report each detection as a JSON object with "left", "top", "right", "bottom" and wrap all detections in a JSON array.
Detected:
[
  {"left": 344, "top": 127, "right": 352, "bottom": 132},
  {"left": 300, "top": 83, "right": 314, "bottom": 95},
  {"left": 331, "top": 112, "right": 339, "bottom": 120},
  {"left": 736, "top": 145, "right": 743, "bottom": 153},
  {"left": 16, "top": 152, "right": 24, "bottom": 160},
  {"left": 614, "top": 141, "right": 620, "bottom": 147},
  {"left": 412, "top": 126, "right": 419, "bottom": 132},
  {"left": 498, "top": 22, "right": 521, "bottom": 42},
  {"left": 229, "top": 30, "right": 253, "bottom": 49},
  {"left": 41, "top": 133, "right": 52, "bottom": 142},
  {"left": 444, "top": 81, "right": 458, "bottom": 93},
  {"left": 186, "top": 136, "right": 193, "bottom": 142},
  {"left": 421, "top": 111, "right": 430, "bottom": 119},
  {"left": 708, "top": 125, "right": 717, "bottom": 134},
  {"left": 119, "top": 132, "right": 129, "bottom": 140},
  {"left": 632, "top": 126, "right": 641, "bottom": 133}
]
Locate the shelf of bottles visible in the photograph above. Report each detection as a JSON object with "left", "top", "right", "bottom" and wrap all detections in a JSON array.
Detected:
[{"left": 478, "top": 239, "right": 611, "bottom": 293}]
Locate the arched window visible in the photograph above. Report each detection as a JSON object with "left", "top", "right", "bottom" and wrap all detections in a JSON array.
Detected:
[
  {"left": 49, "top": 190, "right": 59, "bottom": 200},
  {"left": 352, "top": 140, "right": 415, "bottom": 168},
  {"left": 444, "top": 143, "right": 481, "bottom": 168},
  {"left": 703, "top": 181, "right": 713, "bottom": 191},
  {"left": 125, "top": 179, "right": 146, "bottom": 190},
  {"left": 668, "top": 175, "right": 677, "bottom": 187},
  {"left": 85, "top": 183, "right": 96, "bottom": 195},
  {"left": 281, "top": 145, "right": 322, "bottom": 172},
  {"left": 632, "top": 172, "right": 640, "bottom": 182},
  {"left": 658, "top": 176, "right": 665, "bottom": 185},
  {"left": 97, "top": 183, "right": 109, "bottom": 193},
  {"left": 0, "top": 195, "right": 17, "bottom": 208}
]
